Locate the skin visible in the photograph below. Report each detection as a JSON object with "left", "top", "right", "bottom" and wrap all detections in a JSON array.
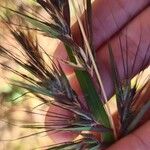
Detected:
[{"left": 45, "top": 0, "right": 150, "bottom": 149}]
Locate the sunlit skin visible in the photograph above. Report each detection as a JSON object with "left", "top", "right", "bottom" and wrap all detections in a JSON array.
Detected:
[{"left": 45, "top": 0, "right": 150, "bottom": 149}]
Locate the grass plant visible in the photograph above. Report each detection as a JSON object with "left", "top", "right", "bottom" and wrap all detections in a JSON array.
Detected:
[{"left": 0, "top": 0, "right": 149, "bottom": 149}]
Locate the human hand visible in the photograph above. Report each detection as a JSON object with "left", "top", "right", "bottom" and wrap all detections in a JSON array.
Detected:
[{"left": 45, "top": 0, "right": 150, "bottom": 149}]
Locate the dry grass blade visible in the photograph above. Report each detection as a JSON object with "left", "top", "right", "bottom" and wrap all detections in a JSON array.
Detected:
[{"left": 84, "top": 0, "right": 93, "bottom": 51}]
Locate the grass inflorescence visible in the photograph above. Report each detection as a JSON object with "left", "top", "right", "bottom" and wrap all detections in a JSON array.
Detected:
[{"left": 0, "top": 0, "right": 149, "bottom": 149}]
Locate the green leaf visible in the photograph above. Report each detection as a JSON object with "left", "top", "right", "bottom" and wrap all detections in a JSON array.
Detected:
[{"left": 65, "top": 45, "right": 114, "bottom": 143}]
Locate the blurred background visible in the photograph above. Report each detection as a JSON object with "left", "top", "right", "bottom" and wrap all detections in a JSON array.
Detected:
[{"left": 0, "top": 0, "right": 57, "bottom": 149}]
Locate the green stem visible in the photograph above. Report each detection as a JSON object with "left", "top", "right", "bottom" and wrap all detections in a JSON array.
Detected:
[{"left": 65, "top": 45, "right": 114, "bottom": 143}]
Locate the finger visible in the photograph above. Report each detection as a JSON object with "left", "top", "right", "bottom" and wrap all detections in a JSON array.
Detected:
[
  {"left": 72, "top": 0, "right": 150, "bottom": 49},
  {"left": 54, "top": 0, "right": 149, "bottom": 74},
  {"left": 107, "top": 121, "right": 150, "bottom": 150},
  {"left": 95, "top": 7, "right": 150, "bottom": 99}
]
